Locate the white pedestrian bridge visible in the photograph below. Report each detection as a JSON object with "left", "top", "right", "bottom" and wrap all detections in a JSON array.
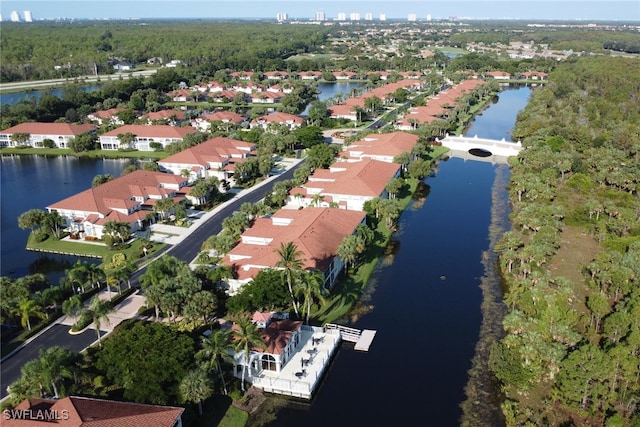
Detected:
[{"left": 437, "top": 134, "right": 523, "bottom": 164}]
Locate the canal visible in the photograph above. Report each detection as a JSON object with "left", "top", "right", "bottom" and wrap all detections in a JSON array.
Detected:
[{"left": 259, "top": 86, "right": 531, "bottom": 426}]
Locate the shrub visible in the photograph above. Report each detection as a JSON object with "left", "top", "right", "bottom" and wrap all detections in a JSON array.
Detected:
[{"left": 71, "top": 310, "right": 92, "bottom": 332}]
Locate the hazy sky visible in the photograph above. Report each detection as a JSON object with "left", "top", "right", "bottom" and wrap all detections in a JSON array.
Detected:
[{"left": 1, "top": 1, "right": 639, "bottom": 22}]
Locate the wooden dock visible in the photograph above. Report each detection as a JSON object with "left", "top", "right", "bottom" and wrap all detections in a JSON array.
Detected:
[
  {"left": 354, "top": 329, "right": 376, "bottom": 351},
  {"left": 325, "top": 323, "right": 377, "bottom": 352}
]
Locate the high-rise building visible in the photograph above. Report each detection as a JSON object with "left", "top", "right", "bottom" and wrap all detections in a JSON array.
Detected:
[
  {"left": 276, "top": 12, "right": 288, "bottom": 22},
  {"left": 337, "top": 12, "right": 347, "bottom": 21},
  {"left": 315, "top": 11, "right": 326, "bottom": 21},
  {"left": 364, "top": 13, "right": 373, "bottom": 21},
  {"left": 23, "top": 11, "right": 33, "bottom": 22},
  {"left": 426, "top": 14, "right": 432, "bottom": 21},
  {"left": 379, "top": 14, "right": 387, "bottom": 21},
  {"left": 10, "top": 10, "right": 21, "bottom": 22},
  {"left": 408, "top": 13, "right": 417, "bottom": 22},
  {"left": 350, "top": 13, "right": 360, "bottom": 21}
]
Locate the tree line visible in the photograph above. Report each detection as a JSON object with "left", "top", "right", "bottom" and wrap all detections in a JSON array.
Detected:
[{"left": 489, "top": 56, "right": 640, "bottom": 426}]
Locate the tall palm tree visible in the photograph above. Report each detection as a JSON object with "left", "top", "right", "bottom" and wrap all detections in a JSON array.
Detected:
[
  {"left": 86, "top": 263, "right": 105, "bottom": 290},
  {"left": 37, "top": 346, "right": 77, "bottom": 398},
  {"left": 13, "top": 298, "right": 46, "bottom": 331},
  {"left": 179, "top": 369, "right": 213, "bottom": 416},
  {"left": 296, "top": 271, "right": 327, "bottom": 325},
  {"left": 197, "top": 329, "right": 233, "bottom": 395},
  {"left": 62, "top": 295, "right": 83, "bottom": 322},
  {"left": 85, "top": 296, "right": 113, "bottom": 347},
  {"left": 275, "top": 242, "right": 305, "bottom": 317},
  {"left": 67, "top": 262, "right": 89, "bottom": 294},
  {"left": 232, "top": 314, "right": 265, "bottom": 393}
]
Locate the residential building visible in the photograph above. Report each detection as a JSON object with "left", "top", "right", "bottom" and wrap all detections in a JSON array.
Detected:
[
  {"left": 99, "top": 124, "right": 196, "bottom": 151},
  {"left": 222, "top": 207, "right": 366, "bottom": 293},
  {"left": 250, "top": 112, "right": 304, "bottom": 130},
  {"left": 287, "top": 158, "right": 401, "bottom": 211},
  {"left": 140, "top": 109, "right": 187, "bottom": 126},
  {"left": 339, "top": 131, "right": 420, "bottom": 163},
  {"left": 86, "top": 108, "right": 125, "bottom": 126},
  {"left": 3, "top": 396, "right": 183, "bottom": 427},
  {"left": 157, "top": 136, "right": 256, "bottom": 183},
  {"left": 0, "top": 123, "right": 95, "bottom": 148},
  {"left": 192, "top": 111, "right": 247, "bottom": 131},
  {"left": 47, "top": 169, "right": 188, "bottom": 239}
]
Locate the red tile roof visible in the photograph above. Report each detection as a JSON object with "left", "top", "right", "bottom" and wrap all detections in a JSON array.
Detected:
[
  {"left": 259, "top": 319, "right": 303, "bottom": 354},
  {"left": 5, "top": 396, "right": 183, "bottom": 427},
  {"left": 223, "top": 208, "right": 365, "bottom": 280},
  {"left": 0, "top": 122, "right": 95, "bottom": 136},
  {"left": 301, "top": 158, "right": 400, "bottom": 197},
  {"left": 342, "top": 131, "right": 419, "bottom": 161},
  {"left": 48, "top": 170, "right": 185, "bottom": 220},
  {"left": 158, "top": 137, "right": 256, "bottom": 167},
  {"left": 100, "top": 124, "right": 195, "bottom": 139}
]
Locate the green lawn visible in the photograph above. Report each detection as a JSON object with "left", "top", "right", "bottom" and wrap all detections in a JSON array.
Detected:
[
  {"left": 26, "top": 233, "right": 165, "bottom": 266},
  {"left": 0, "top": 147, "right": 168, "bottom": 160}
]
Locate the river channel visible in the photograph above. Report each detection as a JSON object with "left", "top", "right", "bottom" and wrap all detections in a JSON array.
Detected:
[{"left": 260, "top": 86, "right": 531, "bottom": 426}]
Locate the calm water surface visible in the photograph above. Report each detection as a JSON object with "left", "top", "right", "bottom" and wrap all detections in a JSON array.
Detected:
[
  {"left": 0, "top": 155, "right": 131, "bottom": 278},
  {"left": 266, "top": 86, "right": 531, "bottom": 426}
]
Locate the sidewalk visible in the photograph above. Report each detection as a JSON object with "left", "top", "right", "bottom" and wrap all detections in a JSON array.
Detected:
[{"left": 57, "top": 288, "right": 147, "bottom": 333}]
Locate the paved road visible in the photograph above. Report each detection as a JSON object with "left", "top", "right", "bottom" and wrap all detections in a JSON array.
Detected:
[
  {"left": 0, "top": 157, "right": 305, "bottom": 400},
  {"left": 1, "top": 325, "right": 104, "bottom": 399},
  {"left": 0, "top": 69, "right": 158, "bottom": 92}
]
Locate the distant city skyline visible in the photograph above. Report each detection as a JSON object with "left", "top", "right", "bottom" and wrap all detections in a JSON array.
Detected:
[{"left": 1, "top": 1, "right": 639, "bottom": 22}]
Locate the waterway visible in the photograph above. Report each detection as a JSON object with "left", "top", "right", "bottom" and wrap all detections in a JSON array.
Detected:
[
  {"left": 259, "top": 86, "right": 531, "bottom": 426},
  {"left": 0, "top": 85, "right": 101, "bottom": 105},
  {"left": 301, "top": 81, "right": 364, "bottom": 116},
  {"left": 0, "top": 155, "right": 132, "bottom": 279}
]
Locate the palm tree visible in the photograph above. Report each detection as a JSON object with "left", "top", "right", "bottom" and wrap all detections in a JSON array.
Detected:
[
  {"left": 296, "top": 271, "right": 327, "bottom": 325},
  {"left": 179, "top": 369, "right": 213, "bottom": 416},
  {"left": 232, "top": 314, "right": 265, "bottom": 393},
  {"left": 13, "top": 298, "right": 46, "bottom": 331},
  {"left": 85, "top": 296, "right": 113, "bottom": 347},
  {"left": 67, "top": 262, "right": 89, "bottom": 294},
  {"left": 62, "top": 295, "right": 83, "bottom": 322},
  {"left": 197, "top": 329, "right": 233, "bottom": 395},
  {"left": 37, "top": 347, "right": 77, "bottom": 398},
  {"left": 275, "top": 242, "right": 305, "bottom": 317},
  {"left": 86, "top": 263, "right": 105, "bottom": 290}
]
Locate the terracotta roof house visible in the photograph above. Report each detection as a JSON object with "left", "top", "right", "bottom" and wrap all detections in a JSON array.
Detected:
[
  {"left": 140, "top": 109, "right": 187, "bottom": 126},
  {"left": 287, "top": 158, "right": 401, "bottom": 211},
  {"left": 47, "top": 169, "right": 188, "bottom": 239},
  {"left": 484, "top": 71, "right": 512, "bottom": 80},
  {"left": 231, "top": 318, "right": 304, "bottom": 378},
  {"left": 157, "top": 136, "right": 257, "bottom": 184},
  {"left": 518, "top": 71, "right": 548, "bottom": 80},
  {"left": 340, "top": 131, "right": 419, "bottom": 163},
  {"left": 250, "top": 112, "right": 304, "bottom": 130},
  {"left": 86, "top": 108, "right": 125, "bottom": 126},
  {"left": 222, "top": 207, "right": 366, "bottom": 293},
  {"left": 165, "top": 89, "right": 195, "bottom": 102},
  {"left": 192, "top": 111, "right": 247, "bottom": 131},
  {"left": 250, "top": 91, "right": 282, "bottom": 104},
  {"left": 332, "top": 70, "right": 358, "bottom": 80},
  {"left": 0, "top": 123, "right": 95, "bottom": 149},
  {"left": 297, "top": 71, "right": 322, "bottom": 80},
  {"left": 208, "top": 90, "right": 246, "bottom": 103},
  {"left": 230, "top": 71, "right": 255, "bottom": 80},
  {"left": 263, "top": 71, "right": 289, "bottom": 80},
  {"left": 99, "top": 124, "right": 196, "bottom": 151},
  {"left": 3, "top": 396, "right": 183, "bottom": 427},
  {"left": 396, "top": 79, "right": 487, "bottom": 130},
  {"left": 329, "top": 79, "right": 424, "bottom": 121}
]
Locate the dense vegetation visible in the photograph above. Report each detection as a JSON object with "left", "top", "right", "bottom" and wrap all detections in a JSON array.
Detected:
[
  {"left": 490, "top": 56, "right": 640, "bottom": 426},
  {"left": 0, "top": 21, "right": 329, "bottom": 82}
]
